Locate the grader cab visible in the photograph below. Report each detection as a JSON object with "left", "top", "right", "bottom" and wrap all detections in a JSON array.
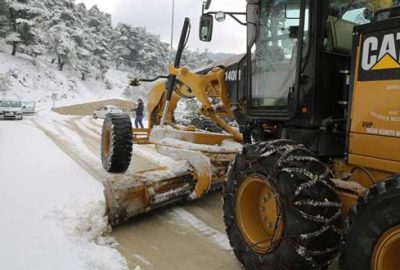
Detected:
[{"left": 101, "top": 0, "right": 400, "bottom": 269}]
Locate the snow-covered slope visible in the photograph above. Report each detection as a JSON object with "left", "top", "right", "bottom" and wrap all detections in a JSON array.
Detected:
[{"left": 0, "top": 48, "right": 149, "bottom": 107}]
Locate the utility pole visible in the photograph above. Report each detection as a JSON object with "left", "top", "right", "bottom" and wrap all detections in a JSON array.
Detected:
[{"left": 170, "top": 0, "right": 175, "bottom": 62}]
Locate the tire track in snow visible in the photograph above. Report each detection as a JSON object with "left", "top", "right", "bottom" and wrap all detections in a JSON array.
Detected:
[
  {"left": 132, "top": 254, "right": 151, "bottom": 267},
  {"left": 80, "top": 116, "right": 102, "bottom": 136},
  {"left": 89, "top": 117, "right": 104, "bottom": 128},
  {"left": 57, "top": 125, "right": 100, "bottom": 162},
  {"left": 65, "top": 118, "right": 102, "bottom": 155},
  {"left": 74, "top": 118, "right": 101, "bottom": 139},
  {"left": 169, "top": 207, "right": 232, "bottom": 252},
  {"left": 31, "top": 118, "right": 107, "bottom": 182}
]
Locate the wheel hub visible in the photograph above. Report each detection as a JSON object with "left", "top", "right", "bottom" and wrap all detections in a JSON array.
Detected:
[
  {"left": 236, "top": 174, "right": 284, "bottom": 253},
  {"left": 372, "top": 225, "right": 400, "bottom": 270},
  {"left": 103, "top": 127, "right": 111, "bottom": 157}
]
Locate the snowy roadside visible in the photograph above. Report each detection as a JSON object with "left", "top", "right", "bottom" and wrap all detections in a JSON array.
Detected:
[{"left": 0, "top": 120, "right": 134, "bottom": 270}]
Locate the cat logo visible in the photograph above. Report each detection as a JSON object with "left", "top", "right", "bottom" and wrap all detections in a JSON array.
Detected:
[
  {"left": 359, "top": 30, "right": 400, "bottom": 81},
  {"left": 362, "top": 33, "right": 400, "bottom": 71}
]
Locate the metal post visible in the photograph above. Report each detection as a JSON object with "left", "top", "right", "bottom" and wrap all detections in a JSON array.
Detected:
[
  {"left": 51, "top": 93, "right": 57, "bottom": 110},
  {"left": 170, "top": 0, "right": 175, "bottom": 62}
]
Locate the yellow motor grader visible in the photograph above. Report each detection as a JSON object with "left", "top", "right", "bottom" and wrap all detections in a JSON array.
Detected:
[{"left": 101, "top": 0, "right": 400, "bottom": 269}]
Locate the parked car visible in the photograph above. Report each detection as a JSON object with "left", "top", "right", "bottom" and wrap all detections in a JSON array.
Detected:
[
  {"left": 93, "top": 105, "right": 123, "bottom": 119},
  {"left": 22, "top": 101, "right": 36, "bottom": 114},
  {"left": 0, "top": 99, "right": 24, "bottom": 120}
]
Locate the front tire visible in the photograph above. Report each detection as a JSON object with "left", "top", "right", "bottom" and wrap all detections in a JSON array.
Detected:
[
  {"left": 224, "top": 140, "right": 342, "bottom": 270},
  {"left": 101, "top": 113, "right": 133, "bottom": 173},
  {"left": 340, "top": 175, "right": 400, "bottom": 270}
]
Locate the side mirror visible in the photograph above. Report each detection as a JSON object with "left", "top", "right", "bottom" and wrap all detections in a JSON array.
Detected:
[
  {"left": 204, "top": 0, "right": 212, "bottom": 10},
  {"left": 199, "top": 14, "right": 213, "bottom": 42}
]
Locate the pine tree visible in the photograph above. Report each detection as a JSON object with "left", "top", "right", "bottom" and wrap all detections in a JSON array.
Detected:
[
  {"left": 0, "top": 0, "right": 10, "bottom": 38},
  {"left": 111, "top": 24, "right": 131, "bottom": 69},
  {"left": 44, "top": 0, "right": 78, "bottom": 70},
  {"left": 6, "top": 0, "right": 45, "bottom": 56}
]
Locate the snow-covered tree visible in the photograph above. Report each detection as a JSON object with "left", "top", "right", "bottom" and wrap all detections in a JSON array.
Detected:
[
  {"left": 111, "top": 24, "right": 131, "bottom": 69},
  {"left": 6, "top": 0, "right": 45, "bottom": 56},
  {"left": 181, "top": 48, "right": 213, "bottom": 69},
  {"left": 44, "top": 0, "right": 79, "bottom": 70},
  {"left": 42, "top": 1, "right": 112, "bottom": 77},
  {"left": 0, "top": 0, "right": 214, "bottom": 81},
  {"left": 0, "top": 0, "right": 10, "bottom": 38}
]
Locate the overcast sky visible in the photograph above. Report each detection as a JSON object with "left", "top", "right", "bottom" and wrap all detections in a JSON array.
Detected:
[{"left": 77, "top": 0, "right": 247, "bottom": 54}]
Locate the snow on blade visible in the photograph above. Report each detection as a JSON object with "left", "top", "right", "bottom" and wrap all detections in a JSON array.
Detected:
[{"left": 131, "top": 144, "right": 190, "bottom": 175}]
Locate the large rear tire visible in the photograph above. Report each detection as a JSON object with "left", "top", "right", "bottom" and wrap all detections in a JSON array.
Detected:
[
  {"left": 190, "top": 116, "right": 223, "bottom": 133},
  {"left": 224, "top": 140, "right": 342, "bottom": 269},
  {"left": 101, "top": 113, "right": 133, "bottom": 173},
  {"left": 340, "top": 174, "right": 400, "bottom": 270}
]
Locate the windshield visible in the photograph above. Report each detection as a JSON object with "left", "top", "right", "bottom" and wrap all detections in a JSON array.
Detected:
[
  {"left": 330, "top": 0, "right": 400, "bottom": 24},
  {"left": 324, "top": 0, "right": 400, "bottom": 53},
  {"left": 23, "top": 101, "right": 35, "bottom": 107},
  {"left": 1, "top": 100, "right": 22, "bottom": 107},
  {"left": 251, "top": 0, "right": 308, "bottom": 108}
]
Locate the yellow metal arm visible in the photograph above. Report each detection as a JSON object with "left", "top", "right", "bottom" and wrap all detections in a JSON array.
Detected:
[{"left": 169, "top": 65, "right": 243, "bottom": 142}]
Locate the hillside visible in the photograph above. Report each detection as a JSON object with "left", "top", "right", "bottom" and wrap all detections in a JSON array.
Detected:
[
  {"left": 0, "top": 0, "right": 216, "bottom": 104},
  {"left": 0, "top": 45, "right": 150, "bottom": 106}
]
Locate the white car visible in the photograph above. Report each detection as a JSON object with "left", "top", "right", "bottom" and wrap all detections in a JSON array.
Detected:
[
  {"left": 22, "top": 101, "right": 36, "bottom": 114},
  {"left": 93, "top": 105, "right": 123, "bottom": 119},
  {"left": 0, "top": 99, "right": 24, "bottom": 120}
]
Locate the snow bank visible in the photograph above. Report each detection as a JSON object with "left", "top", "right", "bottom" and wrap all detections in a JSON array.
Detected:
[
  {"left": 0, "top": 121, "right": 131, "bottom": 270},
  {"left": 49, "top": 202, "right": 129, "bottom": 270}
]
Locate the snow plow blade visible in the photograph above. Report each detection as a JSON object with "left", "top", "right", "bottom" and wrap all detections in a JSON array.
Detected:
[{"left": 103, "top": 127, "right": 241, "bottom": 226}]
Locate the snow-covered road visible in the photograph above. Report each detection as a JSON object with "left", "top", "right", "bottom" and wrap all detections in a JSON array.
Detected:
[{"left": 0, "top": 119, "right": 129, "bottom": 270}]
